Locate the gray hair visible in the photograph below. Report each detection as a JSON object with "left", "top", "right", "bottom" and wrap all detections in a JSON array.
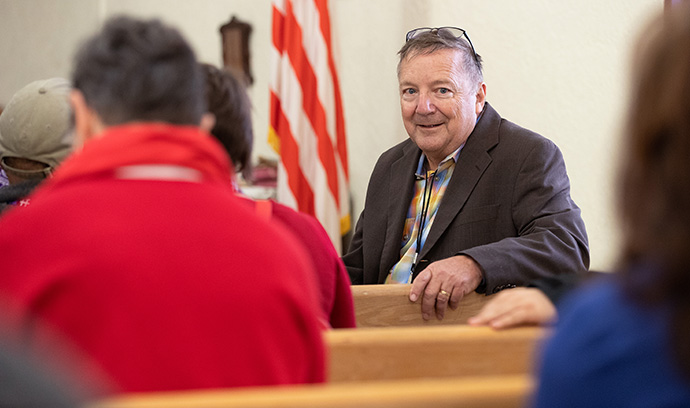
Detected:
[{"left": 397, "top": 31, "right": 483, "bottom": 89}]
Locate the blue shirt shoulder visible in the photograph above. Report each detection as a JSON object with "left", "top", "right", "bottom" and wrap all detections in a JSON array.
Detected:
[{"left": 534, "top": 277, "right": 690, "bottom": 408}]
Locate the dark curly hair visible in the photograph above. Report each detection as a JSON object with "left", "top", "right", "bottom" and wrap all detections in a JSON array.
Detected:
[{"left": 200, "top": 64, "right": 253, "bottom": 178}]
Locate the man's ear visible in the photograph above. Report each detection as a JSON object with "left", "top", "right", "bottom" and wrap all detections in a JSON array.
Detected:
[
  {"left": 199, "top": 113, "right": 216, "bottom": 133},
  {"left": 70, "top": 90, "right": 104, "bottom": 149},
  {"left": 475, "top": 82, "right": 487, "bottom": 115}
]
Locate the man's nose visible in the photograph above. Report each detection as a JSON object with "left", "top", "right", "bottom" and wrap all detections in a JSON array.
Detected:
[{"left": 416, "top": 93, "right": 436, "bottom": 114}]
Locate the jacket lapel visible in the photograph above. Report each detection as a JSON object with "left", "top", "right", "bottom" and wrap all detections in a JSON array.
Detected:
[
  {"left": 378, "top": 141, "right": 421, "bottom": 282},
  {"left": 418, "top": 103, "right": 500, "bottom": 261}
]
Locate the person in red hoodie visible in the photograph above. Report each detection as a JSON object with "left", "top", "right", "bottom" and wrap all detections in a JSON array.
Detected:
[
  {"left": 0, "top": 15, "right": 325, "bottom": 393},
  {"left": 201, "top": 63, "right": 356, "bottom": 329}
]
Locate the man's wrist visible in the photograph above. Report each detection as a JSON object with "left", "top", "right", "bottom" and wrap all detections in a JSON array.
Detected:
[{"left": 456, "top": 253, "right": 486, "bottom": 293}]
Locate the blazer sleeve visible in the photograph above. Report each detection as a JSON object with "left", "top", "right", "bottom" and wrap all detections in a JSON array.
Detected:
[{"left": 461, "top": 137, "right": 590, "bottom": 293}]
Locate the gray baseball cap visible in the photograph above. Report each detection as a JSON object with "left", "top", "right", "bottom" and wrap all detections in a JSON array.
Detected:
[{"left": 0, "top": 78, "right": 74, "bottom": 172}]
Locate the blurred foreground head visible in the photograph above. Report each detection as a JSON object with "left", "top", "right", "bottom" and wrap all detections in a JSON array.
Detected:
[
  {"left": 620, "top": 3, "right": 690, "bottom": 276},
  {"left": 619, "top": 2, "right": 690, "bottom": 379},
  {"left": 71, "top": 15, "right": 204, "bottom": 137}
]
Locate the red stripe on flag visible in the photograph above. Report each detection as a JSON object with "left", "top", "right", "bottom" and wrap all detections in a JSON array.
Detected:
[
  {"left": 270, "top": 91, "right": 315, "bottom": 214},
  {"left": 314, "top": 0, "right": 348, "bottom": 178},
  {"left": 283, "top": 0, "right": 340, "bottom": 208},
  {"left": 271, "top": 5, "right": 285, "bottom": 52}
]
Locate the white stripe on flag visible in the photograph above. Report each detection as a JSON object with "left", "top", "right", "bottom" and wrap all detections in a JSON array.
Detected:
[{"left": 270, "top": 0, "right": 349, "bottom": 254}]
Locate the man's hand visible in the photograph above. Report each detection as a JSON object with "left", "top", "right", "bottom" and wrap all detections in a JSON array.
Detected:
[
  {"left": 467, "top": 287, "right": 557, "bottom": 330},
  {"left": 409, "top": 255, "right": 483, "bottom": 321}
]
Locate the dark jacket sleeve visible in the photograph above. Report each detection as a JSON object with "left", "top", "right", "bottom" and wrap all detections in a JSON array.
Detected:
[{"left": 461, "top": 135, "right": 590, "bottom": 293}]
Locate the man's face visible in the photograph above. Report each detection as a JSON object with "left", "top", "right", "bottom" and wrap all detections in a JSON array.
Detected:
[{"left": 398, "top": 48, "right": 486, "bottom": 168}]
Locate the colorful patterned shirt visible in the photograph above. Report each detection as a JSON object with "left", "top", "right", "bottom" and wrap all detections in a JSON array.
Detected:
[{"left": 387, "top": 146, "right": 463, "bottom": 284}]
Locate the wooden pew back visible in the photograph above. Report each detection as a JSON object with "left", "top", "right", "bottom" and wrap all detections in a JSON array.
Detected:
[
  {"left": 88, "top": 287, "right": 544, "bottom": 408},
  {"left": 352, "top": 284, "right": 491, "bottom": 327},
  {"left": 327, "top": 325, "right": 547, "bottom": 382},
  {"left": 88, "top": 375, "right": 534, "bottom": 408}
]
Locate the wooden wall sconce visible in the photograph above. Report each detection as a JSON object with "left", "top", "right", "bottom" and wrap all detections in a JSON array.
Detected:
[{"left": 220, "top": 16, "right": 253, "bottom": 85}]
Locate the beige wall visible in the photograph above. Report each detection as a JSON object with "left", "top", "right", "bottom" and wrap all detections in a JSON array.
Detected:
[{"left": 0, "top": 0, "right": 662, "bottom": 270}]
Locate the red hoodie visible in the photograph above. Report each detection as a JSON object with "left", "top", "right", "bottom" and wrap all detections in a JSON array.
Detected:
[
  {"left": 244, "top": 198, "right": 356, "bottom": 329},
  {"left": 0, "top": 123, "right": 326, "bottom": 393}
]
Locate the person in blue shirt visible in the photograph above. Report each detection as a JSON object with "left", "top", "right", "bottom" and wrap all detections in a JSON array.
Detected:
[{"left": 534, "top": 5, "right": 690, "bottom": 407}]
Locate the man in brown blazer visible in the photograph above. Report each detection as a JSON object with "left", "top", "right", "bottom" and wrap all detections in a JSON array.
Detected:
[{"left": 342, "top": 27, "right": 589, "bottom": 321}]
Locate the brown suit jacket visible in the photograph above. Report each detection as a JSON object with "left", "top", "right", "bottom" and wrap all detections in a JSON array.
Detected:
[{"left": 342, "top": 103, "right": 589, "bottom": 294}]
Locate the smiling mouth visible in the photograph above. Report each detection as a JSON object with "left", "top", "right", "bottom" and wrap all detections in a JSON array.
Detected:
[{"left": 418, "top": 123, "right": 442, "bottom": 129}]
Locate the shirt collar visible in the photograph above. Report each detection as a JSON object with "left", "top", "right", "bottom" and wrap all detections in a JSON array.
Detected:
[{"left": 416, "top": 144, "right": 464, "bottom": 175}]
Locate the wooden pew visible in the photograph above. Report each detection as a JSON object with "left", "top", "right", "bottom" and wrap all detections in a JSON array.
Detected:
[
  {"left": 352, "top": 284, "right": 491, "bottom": 327},
  {"left": 88, "top": 374, "right": 534, "bottom": 408},
  {"left": 327, "top": 325, "right": 547, "bottom": 383}
]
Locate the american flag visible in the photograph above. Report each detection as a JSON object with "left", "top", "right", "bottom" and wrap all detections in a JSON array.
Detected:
[{"left": 269, "top": 0, "right": 350, "bottom": 254}]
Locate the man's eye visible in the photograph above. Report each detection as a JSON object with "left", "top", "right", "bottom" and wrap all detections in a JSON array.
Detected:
[
  {"left": 439, "top": 88, "right": 450, "bottom": 94},
  {"left": 403, "top": 88, "right": 417, "bottom": 95}
]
